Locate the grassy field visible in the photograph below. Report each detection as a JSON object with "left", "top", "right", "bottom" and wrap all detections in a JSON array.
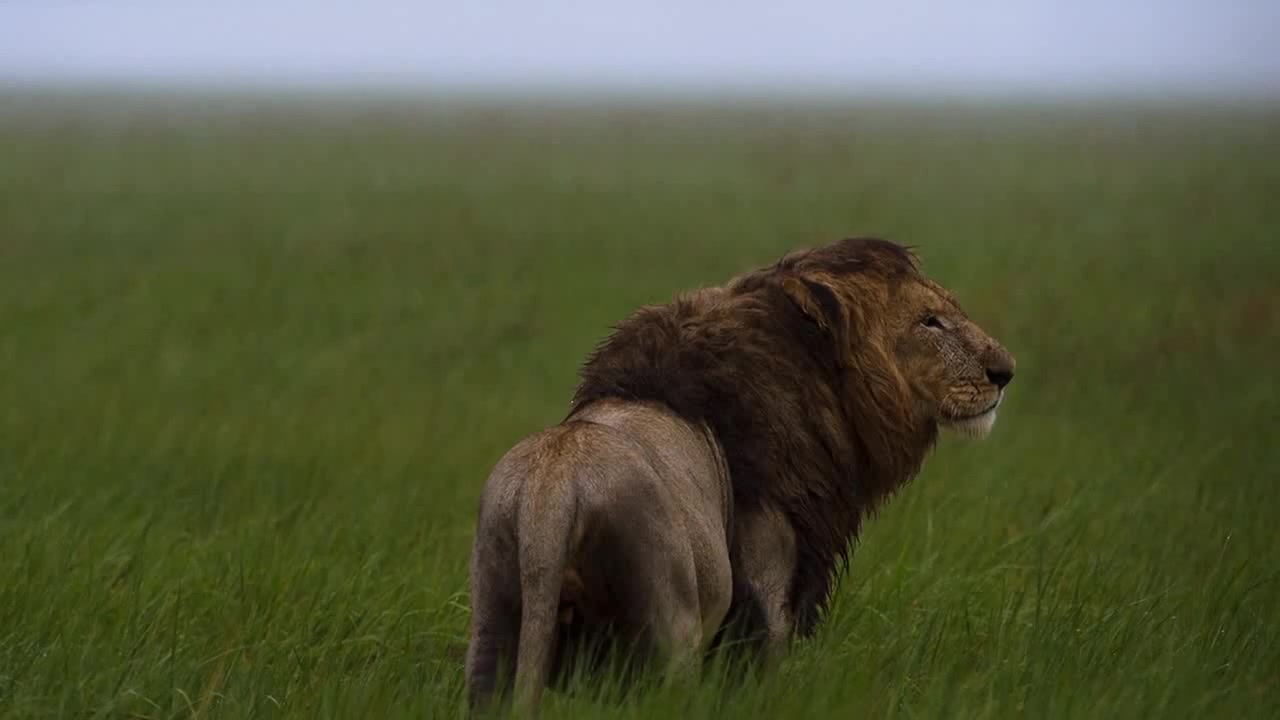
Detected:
[{"left": 1, "top": 90, "right": 1277, "bottom": 719}]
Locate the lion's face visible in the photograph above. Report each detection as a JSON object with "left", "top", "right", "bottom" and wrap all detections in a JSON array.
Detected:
[{"left": 889, "top": 278, "right": 1016, "bottom": 439}]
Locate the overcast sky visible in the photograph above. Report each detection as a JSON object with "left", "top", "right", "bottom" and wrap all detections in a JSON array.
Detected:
[{"left": 2, "top": 1, "right": 1277, "bottom": 96}]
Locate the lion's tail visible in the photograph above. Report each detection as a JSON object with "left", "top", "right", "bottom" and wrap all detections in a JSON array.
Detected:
[{"left": 512, "top": 469, "right": 578, "bottom": 715}]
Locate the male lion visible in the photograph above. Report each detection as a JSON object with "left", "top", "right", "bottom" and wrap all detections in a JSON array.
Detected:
[{"left": 465, "top": 237, "right": 1015, "bottom": 713}]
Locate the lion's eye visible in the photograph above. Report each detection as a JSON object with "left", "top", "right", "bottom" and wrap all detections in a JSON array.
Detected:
[{"left": 923, "top": 315, "right": 945, "bottom": 330}]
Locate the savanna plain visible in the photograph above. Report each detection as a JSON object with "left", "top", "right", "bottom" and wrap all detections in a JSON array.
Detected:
[{"left": 1, "top": 91, "right": 1277, "bottom": 719}]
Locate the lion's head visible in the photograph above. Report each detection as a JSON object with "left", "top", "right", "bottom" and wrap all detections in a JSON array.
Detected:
[
  {"left": 727, "top": 237, "right": 1015, "bottom": 442},
  {"left": 890, "top": 274, "right": 1015, "bottom": 438},
  {"left": 570, "top": 237, "right": 1016, "bottom": 634}
]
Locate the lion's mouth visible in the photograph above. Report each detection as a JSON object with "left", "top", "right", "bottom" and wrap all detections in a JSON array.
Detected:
[
  {"left": 940, "top": 393, "right": 1003, "bottom": 438},
  {"left": 950, "top": 396, "right": 1000, "bottom": 422}
]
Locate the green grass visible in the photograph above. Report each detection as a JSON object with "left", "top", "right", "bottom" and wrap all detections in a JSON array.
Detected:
[{"left": 1, "top": 91, "right": 1278, "bottom": 719}]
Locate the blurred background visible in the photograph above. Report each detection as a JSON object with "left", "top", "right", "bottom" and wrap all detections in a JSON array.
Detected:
[
  {"left": 3, "top": 1, "right": 1279, "bottom": 97},
  {"left": 2, "top": 3, "right": 1278, "bottom": 719}
]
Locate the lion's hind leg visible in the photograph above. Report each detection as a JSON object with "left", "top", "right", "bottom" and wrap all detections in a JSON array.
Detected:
[
  {"left": 465, "top": 541, "right": 521, "bottom": 713},
  {"left": 595, "top": 500, "right": 707, "bottom": 691}
]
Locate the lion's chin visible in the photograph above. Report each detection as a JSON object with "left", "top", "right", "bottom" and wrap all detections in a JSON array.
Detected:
[
  {"left": 940, "top": 395, "right": 1001, "bottom": 439},
  {"left": 942, "top": 408, "right": 998, "bottom": 439}
]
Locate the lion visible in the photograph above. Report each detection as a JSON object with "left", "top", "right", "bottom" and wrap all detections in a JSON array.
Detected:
[{"left": 464, "top": 237, "right": 1015, "bottom": 713}]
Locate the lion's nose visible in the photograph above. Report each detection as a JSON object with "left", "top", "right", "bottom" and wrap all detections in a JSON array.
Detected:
[{"left": 986, "top": 356, "right": 1015, "bottom": 390}]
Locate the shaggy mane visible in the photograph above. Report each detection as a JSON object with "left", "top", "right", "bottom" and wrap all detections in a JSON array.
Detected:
[{"left": 566, "top": 237, "right": 940, "bottom": 636}]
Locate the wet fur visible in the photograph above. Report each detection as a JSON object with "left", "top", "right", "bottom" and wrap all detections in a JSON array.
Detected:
[
  {"left": 465, "top": 237, "right": 1014, "bottom": 713},
  {"left": 570, "top": 238, "right": 937, "bottom": 636}
]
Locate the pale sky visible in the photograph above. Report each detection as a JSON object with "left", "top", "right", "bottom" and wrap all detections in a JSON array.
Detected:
[{"left": 1, "top": 1, "right": 1277, "bottom": 96}]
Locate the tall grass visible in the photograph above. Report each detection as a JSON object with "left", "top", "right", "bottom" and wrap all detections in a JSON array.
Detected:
[{"left": 1, "top": 93, "right": 1277, "bottom": 718}]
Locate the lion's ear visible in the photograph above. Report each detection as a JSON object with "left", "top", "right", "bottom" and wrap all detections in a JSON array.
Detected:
[{"left": 780, "top": 276, "right": 843, "bottom": 336}]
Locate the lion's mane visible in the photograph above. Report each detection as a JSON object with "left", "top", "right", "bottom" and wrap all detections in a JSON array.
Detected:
[{"left": 567, "top": 238, "right": 941, "bottom": 636}]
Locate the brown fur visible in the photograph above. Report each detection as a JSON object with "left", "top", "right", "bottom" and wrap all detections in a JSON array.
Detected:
[
  {"left": 466, "top": 237, "right": 1015, "bottom": 712},
  {"left": 571, "top": 238, "right": 950, "bottom": 634}
]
